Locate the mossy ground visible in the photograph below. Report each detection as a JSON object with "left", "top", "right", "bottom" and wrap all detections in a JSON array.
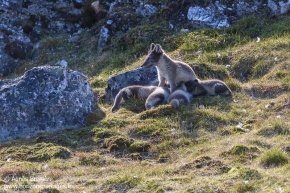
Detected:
[{"left": 1, "top": 15, "right": 290, "bottom": 192}]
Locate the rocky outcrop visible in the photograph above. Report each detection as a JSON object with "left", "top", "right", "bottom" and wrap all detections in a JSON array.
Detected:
[
  {"left": 186, "top": 1, "right": 261, "bottom": 28},
  {"left": 105, "top": 66, "right": 157, "bottom": 101},
  {"left": 0, "top": 65, "right": 96, "bottom": 141},
  {"left": 187, "top": 2, "right": 230, "bottom": 29},
  {"left": 267, "top": 0, "right": 290, "bottom": 15},
  {"left": 96, "top": 0, "right": 158, "bottom": 51},
  {"left": 96, "top": 0, "right": 290, "bottom": 51},
  {"left": 0, "top": 0, "right": 86, "bottom": 76}
]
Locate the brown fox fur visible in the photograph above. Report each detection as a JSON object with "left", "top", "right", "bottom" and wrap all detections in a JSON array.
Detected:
[
  {"left": 168, "top": 83, "right": 192, "bottom": 109},
  {"left": 184, "top": 79, "right": 232, "bottom": 96},
  {"left": 141, "top": 43, "right": 198, "bottom": 93},
  {"left": 111, "top": 85, "right": 169, "bottom": 112}
]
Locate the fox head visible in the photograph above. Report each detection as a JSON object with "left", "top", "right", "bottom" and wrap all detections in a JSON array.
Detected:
[{"left": 141, "top": 43, "right": 164, "bottom": 68}]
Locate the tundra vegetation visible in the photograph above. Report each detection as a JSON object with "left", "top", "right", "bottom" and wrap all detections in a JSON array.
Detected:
[{"left": 0, "top": 15, "right": 289, "bottom": 192}]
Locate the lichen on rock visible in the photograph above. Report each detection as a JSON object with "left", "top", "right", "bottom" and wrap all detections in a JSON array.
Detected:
[{"left": 0, "top": 65, "right": 96, "bottom": 141}]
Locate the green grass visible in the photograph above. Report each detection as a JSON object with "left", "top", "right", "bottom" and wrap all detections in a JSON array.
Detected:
[
  {"left": 257, "top": 119, "right": 290, "bottom": 137},
  {"left": 2, "top": 13, "right": 290, "bottom": 193},
  {"left": 260, "top": 149, "right": 289, "bottom": 168},
  {"left": 0, "top": 143, "right": 71, "bottom": 162}
]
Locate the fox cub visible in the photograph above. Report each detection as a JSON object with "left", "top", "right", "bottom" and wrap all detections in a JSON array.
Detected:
[
  {"left": 141, "top": 43, "right": 198, "bottom": 93},
  {"left": 168, "top": 83, "right": 192, "bottom": 109},
  {"left": 184, "top": 79, "right": 232, "bottom": 96},
  {"left": 111, "top": 85, "right": 170, "bottom": 112}
]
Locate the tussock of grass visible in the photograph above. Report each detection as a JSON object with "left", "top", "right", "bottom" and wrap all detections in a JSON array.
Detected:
[
  {"left": 181, "top": 108, "right": 230, "bottom": 131},
  {"left": 39, "top": 188, "right": 62, "bottom": 193},
  {"left": 0, "top": 162, "right": 39, "bottom": 180},
  {"left": 234, "top": 181, "right": 256, "bottom": 193},
  {"left": 229, "top": 145, "right": 260, "bottom": 156},
  {"left": 104, "top": 136, "right": 133, "bottom": 153},
  {"left": 257, "top": 119, "right": 290, "bottom": 137},
  {"left": 97, "top": 118, "right": 129, "bottom": 128},
  {"left": 260, "top": 149, "right": 289, "bottom": 168},
  {"left": 0, "top": 143, "right": 71, "bottom": 162},
  {"left": 78, "top": 152, "right": 107, "bottom": 166},
  {"left": 93, "top": 128, "right": 117, "bottom": 142},
  {"left": 105, "top": 175, "right": 142, "bottom": 192},
  {"left": 228, "top": 167, "right": 262, "bottom": 180},
  {"left": 129, "top": 118, "right": 171, "bottom": 138},
  {"left": 191, "top": 62, "right": 229, "bottom": 80},
  {"left": 129, "top": 141, "right": 151, "bottom": 153},
  {"left": 138, "top": 105, "right": 175, "bottom": 120}
]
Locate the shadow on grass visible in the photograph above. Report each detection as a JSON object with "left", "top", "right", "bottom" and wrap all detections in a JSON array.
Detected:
[{"left": 0, "top": 104, "right": 106, "bottom": 154}]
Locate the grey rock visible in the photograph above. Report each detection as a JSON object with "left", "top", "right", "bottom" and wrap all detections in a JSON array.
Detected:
[
  {"left": 97, "top": 26, "right": 110, "bottom": 52},
  {"left": 268, "top": 0, "right": 279, "bottom": 14},
  {"left": 279, "top": 0, "right": 290, "bottom": 14},
  {"left": 0, "top": 65, "right": 96, "bottom": 142},
  {"left": 0, "top": 0, "right": 87, "bottom": 77},
  {"left": 268, "top": 0, "right": 290, "bottom": 15},
  {"left": 136, "top": 3, "right": 158, "bottom": 17},
  {"left": 236, "top": 0, "right": 260, "bottom": 16},
  {"left": 187, "top": 2, "right": 230, "bottom": 29},
  {"left": 105, "top": 67, "right": 158, "bottom": 101}
]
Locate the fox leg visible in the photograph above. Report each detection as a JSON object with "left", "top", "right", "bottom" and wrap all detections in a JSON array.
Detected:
[
  {"left": 169, "top": 80, "right": 176, "bottom": 93},
  {"left": 158, "top": 76, "right": 166, "bottom": 87}
]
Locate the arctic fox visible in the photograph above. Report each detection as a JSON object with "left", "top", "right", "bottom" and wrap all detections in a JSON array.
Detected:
[
  {"left": 141, "top": 43, "right": 198, "bottom": 93},
  {"left": 168, "top": 83, "right": 192, "bottom": 109},
  {"left": 184, "top": 79, "right": 232, "bottom": 96},
  {"left": 111, "top": 85, "right": 170, "bottom": 112}
]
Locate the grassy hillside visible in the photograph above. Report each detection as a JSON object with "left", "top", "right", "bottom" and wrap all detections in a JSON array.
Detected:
[{"left": 0, "top": 15, "right": 289, "bottom": 192}]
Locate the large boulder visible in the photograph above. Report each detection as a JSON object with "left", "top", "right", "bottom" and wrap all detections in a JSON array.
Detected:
[
  {"left": 0, "top": 65, "right": 96, "bottom": 141},
  {"left": 105, "top": 66, "right": 157, "bottom": 101}
]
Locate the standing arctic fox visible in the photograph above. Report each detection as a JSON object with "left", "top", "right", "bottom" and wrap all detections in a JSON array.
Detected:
[
  {"left": 111, "top": 85, "right": 169, "bottom": 112},
  {"left": 184, "top": 79, "right": 232, "bottom": 96},
  {"left": 168, "top": 83, "right": 192, "bottom": 109},
  {"left": 141, "top": 43, "right": 198, "bottom": 93}
]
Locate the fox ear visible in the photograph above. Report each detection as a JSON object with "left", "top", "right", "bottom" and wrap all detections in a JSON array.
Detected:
[
  {"left": 154, "top": 44, "right": 163, "bottom": 54},
  {"left": 149, "top": 43, "right": 155, "bottom": 51}
]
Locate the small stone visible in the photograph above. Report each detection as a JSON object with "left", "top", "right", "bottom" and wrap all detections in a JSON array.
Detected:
[
  {"left": 43, "top": 163, "right": 49, "bottom": 170},
  {"left": 236, "top": 122, "right": 243, "bottom": 129},
  {"left": 180, "top": 28, "right": 189, "bottom": 33},
  {"left": 97, "top": 26, "right": 109, "bottom": 52},
  {"left": 106, "top": 20, "right": 113, "bottom": 25},
  {"left": 55, "top": 60, "right": 68, "bottom": 68},
  {"left": 199, "top": 105, "right": 205, "bottom": 109},
  {"left": 256, "top": 37, "right": 261, "bottom": 42},
  {"left": 136, "top": 4, "right": 158, "bottom": 17}
]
